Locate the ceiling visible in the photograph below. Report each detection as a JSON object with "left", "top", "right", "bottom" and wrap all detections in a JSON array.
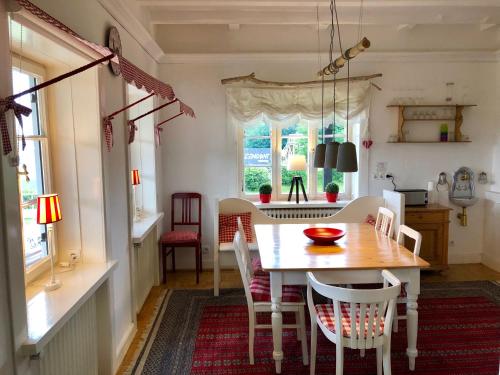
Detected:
[{"left": 130, "top": 0, "right": 500, "bottom": 53}]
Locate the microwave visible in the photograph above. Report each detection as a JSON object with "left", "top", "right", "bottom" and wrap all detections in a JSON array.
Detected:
[{"left": 395, "top": 189, "right": 428, "bottom": 206}]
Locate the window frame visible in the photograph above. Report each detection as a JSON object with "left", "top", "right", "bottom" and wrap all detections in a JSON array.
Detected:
[
  {"left": 12, "top": 55, "right": 55, "bottom": 281},
  {"left": 238, "top": 121, "right": 354, "bottom": 202}
]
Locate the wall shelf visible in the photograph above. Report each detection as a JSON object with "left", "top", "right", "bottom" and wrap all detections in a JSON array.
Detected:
[{"left": 386, "top": 103, "right": 477, "bottom": 143}]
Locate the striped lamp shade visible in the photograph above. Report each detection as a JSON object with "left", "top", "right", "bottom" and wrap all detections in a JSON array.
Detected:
[
  {"left": 37, "top": 194, "right": 62, "bottom": 224},
  {"left": 131, "top": 169, "right": 140, "bottom": 185}
]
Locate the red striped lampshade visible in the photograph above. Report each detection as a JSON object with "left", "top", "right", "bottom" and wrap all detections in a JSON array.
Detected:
[
  {"left": 131, "top": 169, "right": 140, "bottom": 185},
  {"left": 37, "top": 194, "right": 62, "bottom": 224}
]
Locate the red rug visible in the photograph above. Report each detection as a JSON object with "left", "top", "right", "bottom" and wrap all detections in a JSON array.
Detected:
[{"left": 191, "top": 296, "right": 500, "bottom": 375}]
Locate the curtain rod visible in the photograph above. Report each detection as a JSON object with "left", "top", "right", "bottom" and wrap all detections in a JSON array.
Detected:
[{"left": 221, "top": 73, "right": 382, "bottom": 90}]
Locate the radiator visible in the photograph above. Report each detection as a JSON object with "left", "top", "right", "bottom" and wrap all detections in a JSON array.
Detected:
[
  {"left": 134, "top": 228, "right": 157, "bottom": 313},
  {"left": 260, "top": 207, "right": 340, "bottom": 219},
  {"left": 38, "top": 295, "right": 98, "bottom": 375}
]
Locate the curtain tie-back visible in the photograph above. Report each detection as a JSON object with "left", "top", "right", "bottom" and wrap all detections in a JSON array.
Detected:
[
  {"left": 0, "top": 97, "right": 32, "bottom": 155},
  {"left": 155, "top": 125, "right": 163, "bottom": 146},
  {"left": 103, "top": 116, "right": 114, "bottom": 151},
  {"left": 128, "top": 120, "right": 138, "bottom": 144}
]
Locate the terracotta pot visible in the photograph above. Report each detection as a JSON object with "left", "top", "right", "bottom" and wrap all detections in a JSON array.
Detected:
[
  {"left": 326, "top": 192, "right": 338, "bottom": 203},
  {"left": 259, "top": 194, "right": 271, "bottom": 203}
]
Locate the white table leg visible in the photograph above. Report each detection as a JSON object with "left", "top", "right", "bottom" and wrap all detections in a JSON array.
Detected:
[
  {"left": 406, "top": 269, "right": 420, "bottom": 371},
  {"left": 270, "top": 272, "right": 283, "bottom": 374}
]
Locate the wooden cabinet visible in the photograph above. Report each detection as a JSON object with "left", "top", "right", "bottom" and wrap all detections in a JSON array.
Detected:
[{"left": 405, "top": 204, "right": 451, "bottom": 270}]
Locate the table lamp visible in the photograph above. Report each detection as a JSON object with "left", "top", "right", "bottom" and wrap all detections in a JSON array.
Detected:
[
  {"left": 286, "top": 154, "right": 308, "bottom": 203},
  {"left": 36, "top": 193, "right": 62, "bottom": 291},
  {"left": 131, "top": 169, "right": 141, "bottom": 221}
]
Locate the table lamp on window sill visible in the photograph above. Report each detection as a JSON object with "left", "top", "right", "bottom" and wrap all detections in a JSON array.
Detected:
[
  {"left": 286, "top": 154, "right": 308, "bottom": 204},
  {"left": 36, "top": 193, "right": 62, "bottom": 292},
  {"left": 131, "top": 169, "right": 141, "bottom": 222}
]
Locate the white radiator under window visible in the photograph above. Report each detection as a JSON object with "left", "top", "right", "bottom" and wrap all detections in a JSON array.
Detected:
[{"left": 259, "top": 207, "right": 340, "bottom": 219}]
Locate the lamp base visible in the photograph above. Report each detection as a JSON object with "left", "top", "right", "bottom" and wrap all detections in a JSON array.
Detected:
[
  {"left": 287, "top": 176, "right": 308, "bottom": 204},
  {"left": 44, "top": 279, "right": 62, "bottom": 292}
]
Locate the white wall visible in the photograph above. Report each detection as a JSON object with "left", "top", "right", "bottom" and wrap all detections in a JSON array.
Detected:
[
  {"left": 0, "top": 0, "right": 160, "bottom": 373},
  {"left": 158, "top": 54, "right": 499, "bottom": 269}
]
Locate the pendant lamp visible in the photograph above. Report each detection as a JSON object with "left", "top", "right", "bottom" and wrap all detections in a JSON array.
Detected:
[
  {"left": 313, "top": 6, "right": 326, "bottom": 168},
  {"left": 336, "top": 60, "right": 358, "bottom": 172}
]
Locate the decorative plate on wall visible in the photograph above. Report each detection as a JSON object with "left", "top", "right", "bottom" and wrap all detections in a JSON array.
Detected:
[{"left": 107, "top": 26, "right": 122, "bottom": 76}]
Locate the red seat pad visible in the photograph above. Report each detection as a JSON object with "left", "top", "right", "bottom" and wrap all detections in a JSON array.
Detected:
[
  {"left": 249, "top": 275, "right": 303, "bottom": 303},
  {"left": 315, "top": 303, "right": 385, "bottom": 338},
  {"left": 161, "top": 230, "right": 199, "bottom": 244},
  {"left": 251, "top": 257, "right": 267, "bottom": 276}
]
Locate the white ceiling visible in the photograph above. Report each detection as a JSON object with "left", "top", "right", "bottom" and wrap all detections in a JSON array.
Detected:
[{"left": 129, "top": 0, "right": 500, "bottom": 53}]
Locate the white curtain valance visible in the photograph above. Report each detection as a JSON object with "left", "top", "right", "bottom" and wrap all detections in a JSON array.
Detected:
[{"left": 226, "top": 80, "right": 372, "bottom": 128}]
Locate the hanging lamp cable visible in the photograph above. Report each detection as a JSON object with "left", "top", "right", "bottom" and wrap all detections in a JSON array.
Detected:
[
  {"left": 317, "top": 4, "right": 325, "bottom": 144},
  {"left": 347, "top": 60, "right": 350, "bottom": 141}
]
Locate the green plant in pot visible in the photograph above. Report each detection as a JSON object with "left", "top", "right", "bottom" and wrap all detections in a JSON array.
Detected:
[
  {"left": 259, "top": 184, "right": 272, "bottom": 203},
  {"left": 325, "top": 182, "right": 339, "bottom": 203}
]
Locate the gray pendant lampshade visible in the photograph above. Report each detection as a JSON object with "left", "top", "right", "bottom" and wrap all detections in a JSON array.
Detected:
[
  {"left": 324, "top": 141, "right": 340, "bottom": 169},
  {"left": 313, "top": 143, "right": 326, "bottom": 168},
  {"left": 336, "top": 141, "right": 358, "bottom": 172}
]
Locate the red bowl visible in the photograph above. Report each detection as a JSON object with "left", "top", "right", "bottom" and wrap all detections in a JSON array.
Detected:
[{"left": 303, "top": 227, "right": 345, "bottom": 244}]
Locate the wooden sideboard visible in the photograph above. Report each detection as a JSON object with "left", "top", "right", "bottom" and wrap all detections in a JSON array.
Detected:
[{"left": 405, "top": 204, "right": 451, "bottom": 270}]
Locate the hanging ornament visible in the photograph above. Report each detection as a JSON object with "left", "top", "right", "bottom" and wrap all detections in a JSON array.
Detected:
[{"left": 362, "top": 126, "right": 373, "bottom": 149}]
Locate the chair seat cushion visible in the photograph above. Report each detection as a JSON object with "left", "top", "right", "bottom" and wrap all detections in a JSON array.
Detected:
[
  {"left": 251, "top": 257, "right": 267, "bottom": 276},
  {"left": 315, "top": 303, "right": 385, "bottom": 338},
  {"left": 161, "top": 230, "right": 199, "bottom": 244},
  {"left": 365, "top": 214, "right": 376, "bottom": 226},
  {"left": 219, "top": 212, "right": 253, "bottom": 243},
  {"left": 249, "top": 275, "right": 303, "bottom": 303}
]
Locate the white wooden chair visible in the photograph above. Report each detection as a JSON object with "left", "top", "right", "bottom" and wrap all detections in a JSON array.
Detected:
[
  {"left": 392, "top": 224, "right": 422, "bottom": 332},
  {"left": 233, "top": 229, "right": 308, "bottom": 366},
  {"left": 307, "top": 270, "right": 401, "bottom": 375},
  {"left": 375, "top": 207, "right": 395, "bottom": 238}
]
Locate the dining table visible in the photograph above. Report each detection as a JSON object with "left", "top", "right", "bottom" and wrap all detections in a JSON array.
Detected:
[{"left": 255, "top": 222, "right": 430, "bottom": 374}]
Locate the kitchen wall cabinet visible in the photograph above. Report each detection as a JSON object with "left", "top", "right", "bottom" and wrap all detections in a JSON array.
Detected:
[{"left": 405, "top": 204, "right": 451, "bottom": 270}]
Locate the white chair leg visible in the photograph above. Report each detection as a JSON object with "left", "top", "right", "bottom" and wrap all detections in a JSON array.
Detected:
[
  {"left": 392, "top": 305, "right": 399, "bottom": 333},
  {"left": 360, "top": 348, "right": 365, "bottom": 357},
  {"left": 376, "top": 346, "right": 382, "bottom": 375},
  {"left": 310, "top": 320, "right": 317, "bottom": 375},
  {"left": 383, "top": 340, "right": 392, "bottom": 375},
  {"left": 249, "top": 311, "right": 255, "bottom": 365},
  {"left": 295, "top": 311, "right": 301, "bottom": 341},
  {"left": 335, "top": 344, "right": 344, "bottom": 375},
  {"left": 299, "top": 307, "right": 309, "bottom": 366}
]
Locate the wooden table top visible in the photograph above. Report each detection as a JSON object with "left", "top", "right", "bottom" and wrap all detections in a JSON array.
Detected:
[{"left": 255, "top": 223, "right": 430, "bottom": 272}]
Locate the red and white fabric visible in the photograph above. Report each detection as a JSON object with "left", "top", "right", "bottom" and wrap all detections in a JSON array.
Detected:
[
  {"left": 251, "top": 257, "right": 266, "bottom": 276},
  {"left": 179, "top": 100, "right": 196, "bottom": 118},
  {"left": 249, "top": 274, "right": 303, "bottom": 303},
  {"left": 161, "top": 230, "right": 199, "bottom": 244},
  {"left": 219, "top": 212, "right": 253, "bottom": 243},
  {"left": 0, "top": 98, "right": 32, "bottom": 155},
  {"left": 315, "top": 303, "right": 385, "bottom": 337}
]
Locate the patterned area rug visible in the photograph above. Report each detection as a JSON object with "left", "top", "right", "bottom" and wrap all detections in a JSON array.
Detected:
[{"left": 130, "top": 282, "right": 500, "bottom": 375}]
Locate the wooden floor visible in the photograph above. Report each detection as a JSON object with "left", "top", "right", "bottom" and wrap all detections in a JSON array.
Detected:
[{"left": 117, "top": 264, "right": 500, "bottom": 373}]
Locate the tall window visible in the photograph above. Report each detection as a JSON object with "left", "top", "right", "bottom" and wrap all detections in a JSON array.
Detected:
[
  {"left": 240, "top": 120, "right": 352, "bottom": 200},
  {"left": 13, "top": 65, "right": 52, "bottom": 270}
]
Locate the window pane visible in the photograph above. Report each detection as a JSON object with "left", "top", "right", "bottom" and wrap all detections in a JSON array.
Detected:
[
  {"left": 244, "top": 167, "right": 271, "bottom": 194},
  {"left": 281, "top": 124, "right": 308, "bottom": 193},
  {"left": 21, "top": 204, "right": 48, "bottom": 267},
  {"left": 18, "top": 140, "right": 45, "bottom": 204},
  {"left": 12, "top": 70, "right": 41, "bottom": 136},
  {"left": 244, "top": 123, "right": 270, "bottom": 137}
]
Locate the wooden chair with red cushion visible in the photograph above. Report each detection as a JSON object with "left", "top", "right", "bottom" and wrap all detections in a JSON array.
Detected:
[{"left": 160, "top": 193, "right": 202, "bottom": 284}]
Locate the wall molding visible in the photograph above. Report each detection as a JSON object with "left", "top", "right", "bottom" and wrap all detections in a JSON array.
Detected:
[
  {"left": 160, "top": 50, "right": 500, "bottom": 64},
  {"left": 448, "top": 251, "right": 482, "bottom": 265},
  {"left": 97, "top": 0, "right": 165, "bottom": 63},
  {"left": 113, "top": 322, "right": 137, "bottom": 373}
]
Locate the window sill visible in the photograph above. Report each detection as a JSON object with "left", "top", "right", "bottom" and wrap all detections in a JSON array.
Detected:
[
  {"left": 23, "top": 261, "right": 117, "bottom": 355},
  {"left": 253, "top": 200, "right": 350, "bottom": 209},
  {"left": 132, "top": 212, "right": 164, "bottom": 244}
]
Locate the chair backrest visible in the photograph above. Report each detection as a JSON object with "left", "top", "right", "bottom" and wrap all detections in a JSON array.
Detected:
[
  {"left": 171, "top": 193, "right": 202, "bottom": 235},
  {"left": 237, "top": 217, "right": 254, "bottom": 278},
  {"left": 397, "top": 224, "right": 422, "bottom": 256},
  {"left": 375, "top": 206, "right": 395, "bottom": 238},
  {"left": 307, "top": 270, "right": 401, "bottom": 349},
  {"left": 233, "top": 230, "right": 254, "bottom": 305}
]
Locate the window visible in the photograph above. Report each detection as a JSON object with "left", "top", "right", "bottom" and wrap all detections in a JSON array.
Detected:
[
  {"left": 12, "top": 65, "right": 52, "bottom": 271},
  {"left": 239, "top": 119, "right": 353, "bottom": 200}
]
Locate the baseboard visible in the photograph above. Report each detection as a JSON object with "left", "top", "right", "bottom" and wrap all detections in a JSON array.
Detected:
[
  {"left": 481, "top": 253, "right": 500, "bottom": 273},
  {"left": 113, "top": 322, "right": 137, "bottom": 374},
  {"left": 448, "top": 252, "right": 482, "bottom": 264}
]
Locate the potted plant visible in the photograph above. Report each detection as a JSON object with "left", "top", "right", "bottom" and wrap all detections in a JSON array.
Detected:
[
  {"left": 325, "top": 182, "right": 339, "bottom": 203},
  {"left": 259, "top": 184, "right": 272, "bottom": 203}
]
